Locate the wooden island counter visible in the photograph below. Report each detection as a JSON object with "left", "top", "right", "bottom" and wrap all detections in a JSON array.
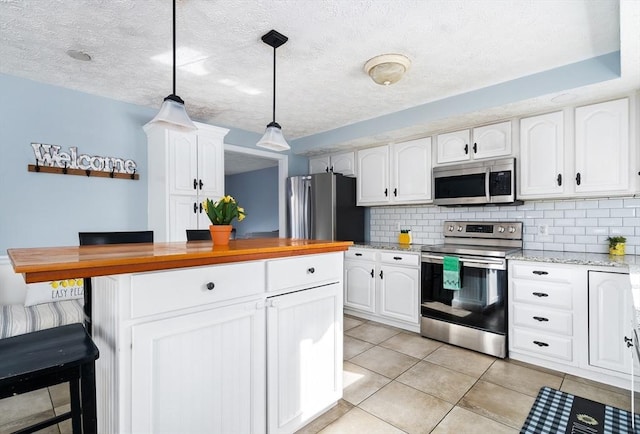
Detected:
[{"left": 8, "top": 238, "right": 352, "bottom": 434}]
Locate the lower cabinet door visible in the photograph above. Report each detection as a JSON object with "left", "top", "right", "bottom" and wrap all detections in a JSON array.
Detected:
[
  {"left": 344, "top": 260, "right": 376, "bottom": 313},
  {"left": 130, "top": 300, "right": 266, "bottom": 434},
  {"left": 379, "top": 265, "right": 419, "bottom": 324},
  {"left": 267, "top": 283, "right": 343, "bottom": 434}
]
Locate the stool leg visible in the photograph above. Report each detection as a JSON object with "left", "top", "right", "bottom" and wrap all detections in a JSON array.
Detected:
[
  {"left": 69, "top": 378, "right": 82, "bottom": 434},
  {"left": 80, "top": 361, "right": 98, "bottom": 434}
]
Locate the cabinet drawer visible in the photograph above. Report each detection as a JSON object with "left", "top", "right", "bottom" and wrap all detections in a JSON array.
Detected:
[
  {"left": 511, "top": 328, "right": 573, "bottom": 361},
  {"left": 130, "top": 261, "right": 265, "bottom": 318},
  {"left": 345, "top": 249, "right": 377, "bottom": 261},
  {"left": 511, "top": 263, "right": 574, "bottom": 283},
  {"left": 512, "top": 304, "right": 573, "bottom": 336},
  {"left": 512, "top": 280, "right": 572, "bottom": 309},
  {"left": 379, "top": 251, "right": 419, "bottom": 267},
  {"left": 267, "top": 253, "right": 342, "bottom": 293}
]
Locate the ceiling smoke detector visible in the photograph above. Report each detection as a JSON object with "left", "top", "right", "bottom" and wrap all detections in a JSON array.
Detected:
[{"left": 364, "top": 54, "right": 411, "bottom": 86}]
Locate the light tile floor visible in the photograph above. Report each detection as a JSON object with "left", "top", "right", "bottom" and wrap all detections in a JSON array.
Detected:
[
  {"left": 297, "top": 315, "right": 639, "bottom": 434},
  {"left": 0, "top": 315, "right": 636, "bottom": 434}
]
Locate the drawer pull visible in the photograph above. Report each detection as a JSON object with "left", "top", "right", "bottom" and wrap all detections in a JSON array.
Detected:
[
  {"left": 393, "top": 256, "right": 402, "bottom": 260},
  {"left": 532, "top": 292, "right": 549, "bottom": 297},
  {"left": 532, "top": 270, "right": 549, "bottom": 276},
  {"left": 307, "top": 267, "right": 315, "bottom": 274},
  {"left": 533, "top": 316, "right": 549, "bottom": 322},
  {"left": 533, "top": 341, "right": 549, "bottom": 347},
  {"left": 355, "top": 253, "right": 363, "bottom": 256},
  {"left": 206, "top": 282, "right": 215, "bottom": 290}
]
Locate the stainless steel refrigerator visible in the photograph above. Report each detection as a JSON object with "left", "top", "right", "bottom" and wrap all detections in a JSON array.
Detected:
[{"left": 287, "top": 173, "right": 364, "bottom": 242}]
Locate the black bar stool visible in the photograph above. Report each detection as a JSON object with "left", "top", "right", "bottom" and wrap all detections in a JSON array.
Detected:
[{"left": 0, "top": 324, "right": 99, "bottom": 433}]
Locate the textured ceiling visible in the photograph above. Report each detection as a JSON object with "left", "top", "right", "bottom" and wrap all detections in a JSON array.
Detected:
[{"left": 1, "top": 0, "right": 637, "bottom": 158}]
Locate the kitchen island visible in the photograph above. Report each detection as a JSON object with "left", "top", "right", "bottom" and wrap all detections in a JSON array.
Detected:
[{"left": 8, "top": 238, "right": 352, "bottom": 434}]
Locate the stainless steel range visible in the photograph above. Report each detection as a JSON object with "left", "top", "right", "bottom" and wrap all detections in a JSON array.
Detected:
[{"left": 420, "top": 221, "right": 523, "bottom": 358}]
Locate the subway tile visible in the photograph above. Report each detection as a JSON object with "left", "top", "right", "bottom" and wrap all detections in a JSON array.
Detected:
[
  {"left": 524, "top": 211, "right": 544, "bottom": 218},
  {"left": 548, "top": 227, "right": 563, "bottom": 235},
  {"left": 542, "top": 242, "right": 564, "bottom": 251},
  {"left": 564, "top": 210, "right": 586, "bottom": 218},
  {"left": 534, "top": 202, "right": 555, "bottom": 210},
  {"left": 575, "top": 235, "right": 597, "bottom": 244},
  {"left": 611, "top": 208, "right": 635, "bottom": 218},
  {"left": 517, "top": 202, "right": 536, "bottom": 210},
  {"left": 506, "top": 211, "right": 526, "bottom": 219},
  {"left": 624, "top": 198, "right": 640, "bottom": 208},
  {"left": 586, "top": 209, "right": 609, "bottom": 218},
  {"left": 553, "top": 219, "right": 575, "bottom": 227},
  {"left": 575, "top": 199, "right": 600, "bottom": 209},
  {"left": 597, "top": 217, "right": 623, "bottom": 227},
  {"left": 554, "top": 201, "right": 576, "bottom": 210},
  {"left": 563, "top": 227, "right": 585, "bottom": 235},
  {"left": 543, "top": 210, "right": 564, "bottom": 219},
  {"left": 554, "top": 235, "right": 574, "bottom": 243},
  {"left": 575, "top": 218, "right": 599, "bottom": 227},
  {"left": 598, "top": 199, "right": 624, "bottom": 209},
  {"left": 585, "top": 226, "right": 608, "bottom": 235},
  {"left": 563, "top": 244, "right": 586, "bottom": 252},
  {"left": 524, "top": 242, "right": 543, "bottom": 250},
  {"left": 624, "top": 217, "right": 640, "bottom": 227}
]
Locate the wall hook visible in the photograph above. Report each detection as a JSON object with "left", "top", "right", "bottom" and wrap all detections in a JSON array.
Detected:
[
  {"left": 130, "top": 169, "right": 136, "bottom": 180},
  {"left": 35, "top": 161, "right": 40, "bottom": 172},
  {"left": 62, "top": 162, "right": 68, "bottom": 174},
  {"left": 86, "top": 169, "right": 92, "bottom": 177},
  {"left": 110, "top": 168, "right": 115, "bottom": 178}
]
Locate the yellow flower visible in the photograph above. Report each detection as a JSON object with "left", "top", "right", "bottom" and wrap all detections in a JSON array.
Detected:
[{"left": 203, "top": 195, "right": 247, "bottom": 225}]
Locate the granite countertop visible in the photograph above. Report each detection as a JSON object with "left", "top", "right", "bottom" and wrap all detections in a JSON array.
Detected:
[
  {"left": 507, "top": 249, "right": 639, "bottom": 268},
  {"left": 351, "top": 242, "right": 425, "bottom": 253}
]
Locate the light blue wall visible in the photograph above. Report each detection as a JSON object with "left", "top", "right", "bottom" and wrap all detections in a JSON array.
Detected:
[
  {"left": 0, "top": 73, "right": 308, "bottom": 253},
  {"left": 225, "top": 167, "right": 279, "bottom": 238},
  {"left": 0, "top": 74, "right": 153, "bottom": 252}
]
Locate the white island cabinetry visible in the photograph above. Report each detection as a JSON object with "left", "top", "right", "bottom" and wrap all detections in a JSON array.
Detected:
[{"left": 91, "top": 252, "right": 344, "bottom": 434}]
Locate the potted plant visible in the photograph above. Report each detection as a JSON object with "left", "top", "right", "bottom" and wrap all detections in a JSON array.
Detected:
[
  {"left": 203, "top": 195, "right": 246, "bottom": 245},
  {"left": 606, "top": 236, "right": 626, "bottom": 256}
]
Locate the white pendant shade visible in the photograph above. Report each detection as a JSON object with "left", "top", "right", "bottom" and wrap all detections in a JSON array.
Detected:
[
  {"left": 146, "top": 97, "right": 197, "bottom": 132},
  {"left": 256, "top": 124, "right": 290, "bottom": 151}
]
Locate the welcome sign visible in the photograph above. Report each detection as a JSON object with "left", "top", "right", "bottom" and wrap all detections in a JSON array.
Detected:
[{"left": 31, "top": 142, "right": 137, "bottom": 175}]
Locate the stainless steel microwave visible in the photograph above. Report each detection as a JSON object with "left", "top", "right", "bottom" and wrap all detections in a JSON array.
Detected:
[{"left": 433, "top": 157, "right": 518, "bottom": 206}]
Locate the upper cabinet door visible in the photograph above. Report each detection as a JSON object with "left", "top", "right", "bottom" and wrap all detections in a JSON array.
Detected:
[
  {"left": 309, "top": 156, "right": 330, "bottom": 175},
  {"left": 197, "top": 130, "right": 225, "bottom": 199},
  {"left": 357, "top": 146, "right": 390, "bottom": 205},
  {"left": 472, "top": 121, "right": 512, "bottom": 160},
  {"left": 391, "top": 138, "right": 432, "bottom": 203},
  {"left": 330, "top": 151, "right": 356, "bottom": 177},
  {"left": 169, "top": 131, "right": 198, "bottom": 196},
  {"left": 575, "top": 98, "right": 630, "bottom": 194},
  {"left": 436, "top": 129, "right": 470, "bottom": 164},
  {"left": 519, "top": 112, "right": 565, "bottom": 198}
]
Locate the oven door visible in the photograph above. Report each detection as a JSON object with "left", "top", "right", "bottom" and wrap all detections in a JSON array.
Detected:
[{"left": 420, "top": 253, "right": 507, "bottom": 335}]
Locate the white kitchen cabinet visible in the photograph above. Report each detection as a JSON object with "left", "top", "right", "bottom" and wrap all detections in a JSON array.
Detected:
[
  {"left": 436, "top": 121, "right": 511, "bottom": 164},
  {"left": 344, "top": 247, "right": 420, "bottom": 332},
  {"left": 131, "top": 300, "right": 266, "bottom": 434},
  {"left": 266, "top": 283, "right": 342, "bottom": 434},
  {"left": 588, "top": 271, "right": 634, "bottom": 375},
  {"left": 575, "top": 98, "right": 630, "bottom": 195},
  {"left": 309, "top": 151, "right": 356, "bottom": 177},
  {"left": 509, "top": 261, "right": 582, "bottom": 365},
  {"left": 146, "top": 122, "right": 229, "bottom": 242},
  {"left": 519, "top": 111, "right": 565, "bottom": 197},
  {"left": 519, "top": 98, "right": 632, "bottom": 199},
  {"left": 356, "top": 138, "right": 431, "bottom": 206}
]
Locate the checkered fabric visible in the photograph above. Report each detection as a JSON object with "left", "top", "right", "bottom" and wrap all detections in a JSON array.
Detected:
[{"left": 521, "top": 386, "right": 640, "bottom": 434}]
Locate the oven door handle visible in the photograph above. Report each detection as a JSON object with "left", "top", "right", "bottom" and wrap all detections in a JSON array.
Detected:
[{"left": 421, "top": 254, "right": 506, "bottom": 270}]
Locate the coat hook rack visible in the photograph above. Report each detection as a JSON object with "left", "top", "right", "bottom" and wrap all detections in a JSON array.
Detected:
[{"left": 28, "top": 164, "right": 140, "bottom": 180}]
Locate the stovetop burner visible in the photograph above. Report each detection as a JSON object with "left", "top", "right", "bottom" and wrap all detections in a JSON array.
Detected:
[{"left": 421, "top": 221, "right": 523, "bottom": 258}]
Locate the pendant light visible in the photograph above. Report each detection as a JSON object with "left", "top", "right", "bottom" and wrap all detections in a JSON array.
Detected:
[
  {"left": 146, "top": 0, "right": 196, "bottom": 132},
  {"left": 256, "top": 29, "right": 290, "bottom": 152}
]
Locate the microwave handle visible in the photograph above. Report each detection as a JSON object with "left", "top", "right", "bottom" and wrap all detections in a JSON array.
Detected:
[{"left": 485, "top": 168, "right": 491, "bottom": 202}]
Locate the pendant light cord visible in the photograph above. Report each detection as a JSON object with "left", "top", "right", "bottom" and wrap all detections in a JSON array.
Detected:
[
  {"left": 172, "top": 0, "right": 177, "bottom": 96},
  {"left": 272, "top": 46, "right": 276, "bottom": 124}
]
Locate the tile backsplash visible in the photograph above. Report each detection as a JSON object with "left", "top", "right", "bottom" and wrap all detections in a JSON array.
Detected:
[{"left": 369, "top": 197, "right": 640, "bottom": 255}]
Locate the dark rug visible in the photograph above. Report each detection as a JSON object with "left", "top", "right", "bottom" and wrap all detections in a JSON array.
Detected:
[{"left": 521, "top": 386, "right": 640, "bottom": 434}]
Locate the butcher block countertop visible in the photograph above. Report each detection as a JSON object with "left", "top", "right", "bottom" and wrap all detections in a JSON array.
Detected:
[{"left": 8, "top": 238, "right": 353, "bottom": 283}]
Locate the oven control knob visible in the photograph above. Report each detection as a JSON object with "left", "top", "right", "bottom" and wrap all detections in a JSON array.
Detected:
[
  {"left": 457, "top": 225, "right": 463, "bottom": 232},
  {"left": 448, "top": 225, "right": 455, "bottom": 232},
  {"left": 497, "top": 226, "right": 505, "bottom": 233},
  {"left": 508, "top": 226, "right": 516, "bottom": 233}
]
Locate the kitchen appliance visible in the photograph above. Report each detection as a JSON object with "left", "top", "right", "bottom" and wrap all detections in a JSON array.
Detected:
[
  {"left": 433, "top": 157, "right": 519, "bottom": 206},
  {"left": 421, "top": 221, "right": 523, "bottom": 358},
  {"left": 287, "top": 172, "right": 364, "bottom": 242}
]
